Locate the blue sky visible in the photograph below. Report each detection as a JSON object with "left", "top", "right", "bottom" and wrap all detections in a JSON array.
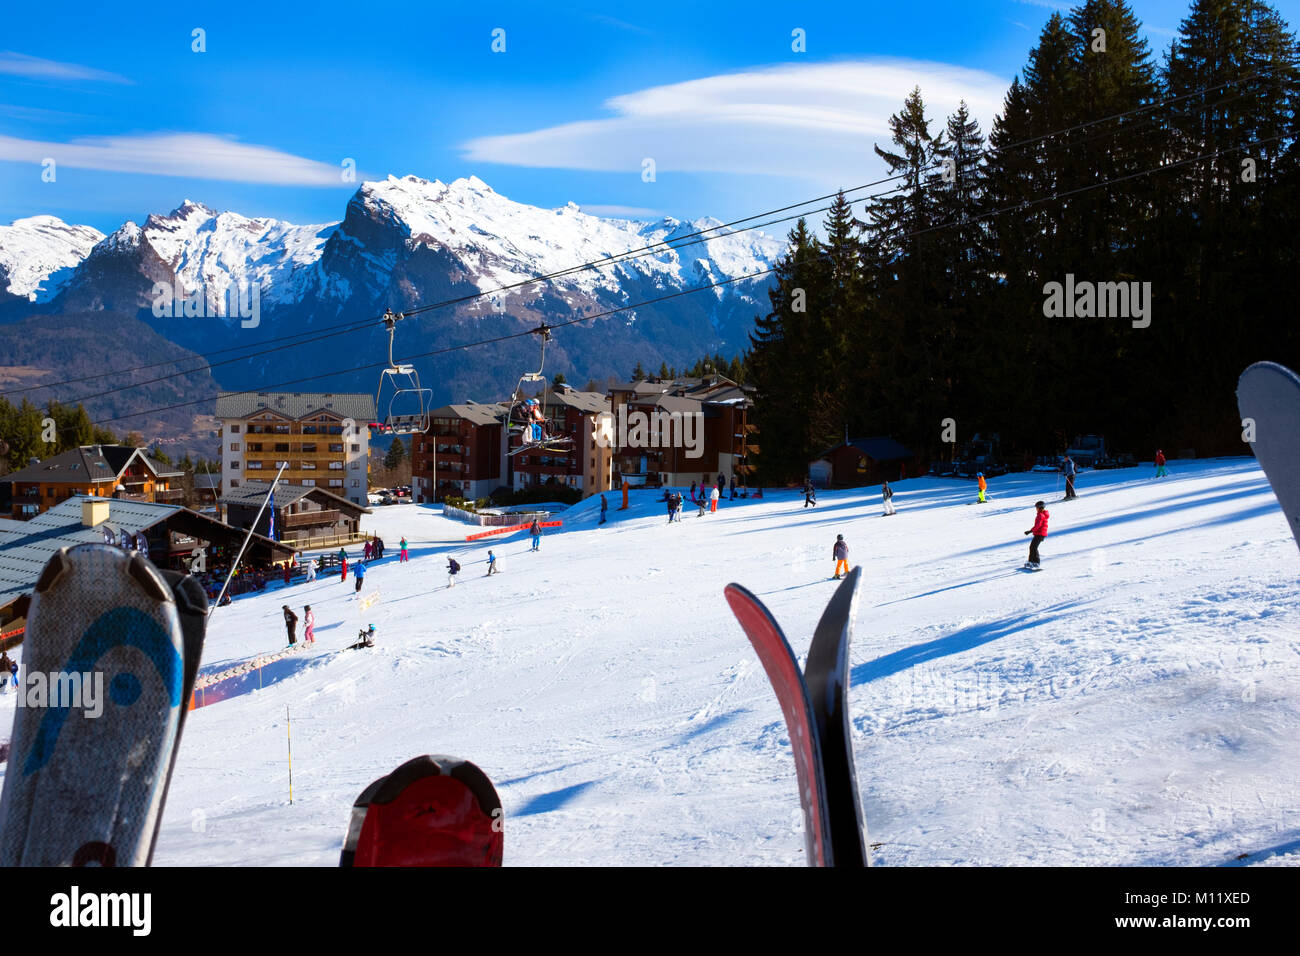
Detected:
[{"left": 1, "top": 0, "right": 1295, "bottom": 233}]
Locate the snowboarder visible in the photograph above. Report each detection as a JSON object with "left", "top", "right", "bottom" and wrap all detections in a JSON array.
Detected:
[
  {"left": 283, "top": 605, "right": 298, "bottom": 646},
  {"left": 529, "top": 519, "right": 542, "bottom": 551},
  {"left": 599, "top": 494, "right": 608, "bottom": 525},
  {"left": 710, "top": 484, "right": 720, "bottom": 513},
  {"left": 303, "top": 605, "right": 315, "bottom": 643},
  {"left": 804, "top": 477, "right": 817, "bottom": 508},
  {"left": 1155, "top": 449, "right": 1168, "bottom": 478},
  {"left": 832, "top": 535, "right": 849, "bottom": 580},
  {"left": 882, "top": 480, "right": 896, "bottom": 516},
  {"left": 486, "top": 550, "right": 498, "bottom": 575},
  {"left": 977, "top": 473, "right": 988, "bottom": 504},
  {"left": 354, "top": 561, "right": 366, "bottom": 594},
  {"left": 1024, "top": 501, "right": 1050, "bottom": 568},
  {"left": 399, "top": 537, "right": 409, "bottom": 562},
  {"left": 447, "top": 556, "right": 461, "bottom": 587},
  {"left": 1062, "top": 456, "right": 1078, "bottom": 500},
  {"left": 305, "top": 557, "right": 317, "bottom": 582}
]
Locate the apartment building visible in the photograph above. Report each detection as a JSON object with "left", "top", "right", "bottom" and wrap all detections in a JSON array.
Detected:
[
  {"left": 2, "top": 445, "right": 183, "bottom": 520},
  {"left": 509, "top": 385, "right": 612, "bottom": 497},
  {"left": 410, "top": 403, "right": 506, "bottom": 502},
  {"left": 215, "top": 391, "right": 375, "bottom": 507}
]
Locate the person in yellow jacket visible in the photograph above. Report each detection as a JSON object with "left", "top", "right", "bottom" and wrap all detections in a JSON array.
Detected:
[{"left": 977, "top": 472, "right": 988, "bottom": 504}]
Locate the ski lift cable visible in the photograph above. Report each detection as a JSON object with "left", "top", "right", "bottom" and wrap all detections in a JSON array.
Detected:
[
  {"left": 3, "top": 74, "right": 1258, "bottom": 400},
  {"left": 76, "top": 130, "right": 1284, "bottom": 431}
]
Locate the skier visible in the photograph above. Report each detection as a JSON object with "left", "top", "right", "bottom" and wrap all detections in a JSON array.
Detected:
[
  {"left": 599, "top": 494, "right": 608, "bottom": 525},
  {"left": 666, "top": 493, "right": 675, "bottom": 524},
  {"left": 882, "top": 480, "right": 896, "bottom": 516},
  {"left": 399, "top": 537, "right": 409, "bottom": 562},
  {"left": 305, "top": 557, "right": 317, "bottom": 582},
  {"left": 364, "top": 539, "right": 373, "bottom": 561},
  {"left": 283, "top": 605, "right": 298, "bottom": 646},
  {"left": 697, "top": 492, "right": 707, "bottom": 518},
  {"left": 689, "top": 480, "right": 698, "bottom": 503},
  {"left": 832, "top": 535, "right": 849, "bottom": 580},
  {"left": 1062, "top": 456, "right": 1078, "bottom": 500},
  {"left": 303, "top": 605, "right": 315, "bottom": 644},
  {"left": 804, "top": 477, "right": 817, "bottom": 508},
  {"left": 376, "top": 537, "right": 386, "bottom": 560},
  {"left": 710, "top": 484, "right": 720, "bottom": 513},
  {"left": 529, "top": 519, "right": 542, "bottom": 551},
  {"left": 354, "top": 561, "right": 366, "bottom": 594},
  {"left": 353, "top": 624, "right": 375, "bottom": 648},
  {"left": 977, "top": 473, "right": 988, "bottom": 504},
  {"left": 486, "top": 550, "right": 499, "bottom": 575},
  {"left": 1155, "top": 449, "right": 1168, "bottom": 478},
  {"left": 339, "top": 547, "right": 348, "bottom": 583},
  {"left": 447, "top": 556, "right": 461, "bottom": 587},
  {"left": 1023, "top": 500, "right": 1050, "bottom": 569},
  {"left": 0, "top": 651, "right": 9, "bottom": 695},
  {"left": 283, "top": 561, "right": 292, "bottom": 586}
]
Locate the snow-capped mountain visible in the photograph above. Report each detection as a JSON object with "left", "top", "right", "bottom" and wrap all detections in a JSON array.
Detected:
[
  {"left": 0, "top": 215, "right": 104, "bottom": 301},
  {"left": 1, "top": 175, "right": 786, "bottom": 429}
]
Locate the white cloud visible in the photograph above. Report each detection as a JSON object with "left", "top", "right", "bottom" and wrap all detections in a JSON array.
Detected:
[
  {"left": 0, "top": 51, "right": 132, "bottom": 84},
  {"left": 0, "top": 132, "right": 348, "bottom": 185},
  {"left": 462, "top": 60, "right": 1010, "bottom": 188}
]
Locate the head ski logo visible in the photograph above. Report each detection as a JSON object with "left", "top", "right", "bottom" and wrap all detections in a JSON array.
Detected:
[{"left": 24, "top": 607, "right": 182, "bottom": 776}]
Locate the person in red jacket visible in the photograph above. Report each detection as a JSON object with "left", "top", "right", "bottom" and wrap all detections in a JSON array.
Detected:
[
  {"left": 1024, "top": 500, "right": 1049, "bottom": 568},
  {"left": 1154, "top": 449, "right": 1168, "bottom": 478}
]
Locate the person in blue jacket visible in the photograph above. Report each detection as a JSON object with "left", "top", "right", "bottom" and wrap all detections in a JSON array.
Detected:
[{"left": 353, "top": 561, "right": 366, "bottom": 594}]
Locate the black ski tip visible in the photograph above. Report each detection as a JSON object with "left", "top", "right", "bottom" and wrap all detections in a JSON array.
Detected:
[{"left": 33, "top": 548, "right": 71, "bottom": 594}]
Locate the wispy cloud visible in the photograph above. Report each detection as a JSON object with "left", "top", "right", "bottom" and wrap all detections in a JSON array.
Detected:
[
  {"left": 0, "top": 51, "right": 132, "bottom": 85},
  {"left": 0, "top": 132, "right": 348, "bottom": 185},
  {"left": 1011, "top": 0, "right": 1070, "bottom": 11},
  {"left": 462, "top": 59, "right": 1009, "bottom": 188}
]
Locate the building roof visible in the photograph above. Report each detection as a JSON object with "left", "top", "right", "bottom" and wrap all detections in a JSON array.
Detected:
[
  {"left": 431, "top": 403, "right": 505, "bottom": 428},
  {"left": 817, "top": 437, "right": 915, "bottom": 462},
  {"left": 548, "top": 387, "right": 610, "bottom": 414},
  {"left": 219, "top": 480, "right": 369, "bottom": 514},
  {"left": 0, "top": 496, "right": 293, "bottom": 611},
  {"left": 1, "top": 445, "right": 182, "bottom": 486},
  {"left": 215, "top": 391, "right": 377, "bottom": 422},
  {"left": 195, "top": 473, "right": 222, "bottom": 490},
  {"left": 627, "top": 393, "right": 702, "bottom": 415}
]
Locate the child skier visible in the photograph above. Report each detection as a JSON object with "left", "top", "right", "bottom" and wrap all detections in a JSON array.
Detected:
[
  {"left": 529, "top": 519, "right": 542, "bottom": 551},
  {"left": 339, "top": 548, "right": 348, "bottom": 583},
  {"left": 804, "top": 478, "right": 817, "bottom": 508},
  {"left": 486, "top": 550, "right": 498, "bottom": 575},
  {"left": 710, "top": 484, "right": 720, "bottom": 513},
  {"left": 599, "top": 494, "right": 608, "bottom": 525},
  {"left": 399, "top": 537, "right": 409, "bottom": 562},
  {"left": 977, "top": 473, "right": 988, "bottom": 504},
  {"left": 882, "top": 480, "right": 896, "bottom": 516},
  {"left": 832, "top": 535, "right": 849, "bottom": 580},
  {"left": 305, "top": 557, "right": 317, "bottom": 582},
  {"left": 1155, "top": 449, "right": 1168, "bottom": 478},
  {"left": 1062, "top": 456, "right": 1078, "bottom": 500},
  {"left": 303, "top": 605, "right": 315, "bottom": 643},
  {"left": 1024, "top": 501, "right": 1050, "bottom": 568},
  {"left": 447, "top": 556, "right": 461, "bottom": 587}
]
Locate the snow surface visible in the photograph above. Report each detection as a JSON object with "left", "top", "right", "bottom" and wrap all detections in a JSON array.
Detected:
[
  {"left": 5, "top": 458, "right": 1299, "bottom": 866},
  {"left": 0, "top": 215, "right": 104, "bottom": 300}
]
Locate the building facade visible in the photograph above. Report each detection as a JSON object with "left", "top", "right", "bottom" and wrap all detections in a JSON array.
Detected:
[
  {"left": 411, "top": 404, "right": 506, "bottom": 502},
  {"left": 219, "top": 481, "right": 368, "bottom": 549},
  {"left": 215, "top": 392, "right": 375, "bottom": 507},
  {"left": 509, "top": 385, "right": 612, "bottom": 497},
  {"left": 1, "top": 445, "right": 183, "bottom": 520}
]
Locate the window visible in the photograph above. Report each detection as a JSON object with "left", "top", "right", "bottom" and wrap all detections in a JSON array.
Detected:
[
  {"left": 230, "top": 443, "right": 240, "bottom": 451},
  {"left": 248, "top": 442, "right": 263, "bottom": 452},
  {"left": 231, "top": 460, "right": 241, "bottom": 470},
  {"left": 302, "top": 478, "right": 315, "bottom": 486},
  {"left": 328, "top": 425, "right": 343, "bottom": 435},
  {"left": 301, "top": 444, "right": 317, "bottom": 453},
  {"left": 274, "top": 443, "right": 289, "bottom": 453},
  {"left": 274, "top": 425, "right": 290, "bottom": 434},
  {"left": 329, "top": 478, "right": 343, "bottom": 487},
  {"left": 302, "top": 425, "right": 318, "bottom": 435},
  {"left": 328, "top": 443, "right": 343, "bottom": 454},
  {"left": 350, "top": 444, "right": 359, "bottom": 452},
  {"left": 350, "top": 460, "right": 359, "bottom": 469},
  {"left": 351, "top": 479, "right": 360, "bottom": 487},
  {"left": 301, "top": 462, "right": 317, "bottom": 470},
  {"left": 328, "top": 461, "right": 343, "bottom": 470},
  {"left": 229, "top": 424, "right": 240, "bottom": 434},
  {"left": 246, "top": 461, "right": 262, "bottom": 470},
  {"left": 230, "top": 479, "right": 240, "bottom": 487}
]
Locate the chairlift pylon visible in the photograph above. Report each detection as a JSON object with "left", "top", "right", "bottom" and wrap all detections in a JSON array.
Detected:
[{"left": 372, "top": 309, "right": 433, "bottom": 436}]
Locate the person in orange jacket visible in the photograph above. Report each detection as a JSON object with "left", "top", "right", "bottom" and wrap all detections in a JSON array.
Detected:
[
  {"left": 1024, "top": 500, "right": 1049, "bottom": 568},
  {"left": 977, "top": 472, "right": 988, "bottom": 503}
]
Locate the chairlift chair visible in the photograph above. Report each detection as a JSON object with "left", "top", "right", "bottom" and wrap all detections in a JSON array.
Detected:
[
  {"left": 372, "top": 309, "right": 433, "bottom": 436},
  {"left": 507, "top": 324, "right": 573, "bottom": 457}
]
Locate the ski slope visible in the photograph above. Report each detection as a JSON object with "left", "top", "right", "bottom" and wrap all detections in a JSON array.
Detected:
[{"left": 12, "top": 458, "right": 1297, "bottom": 867}]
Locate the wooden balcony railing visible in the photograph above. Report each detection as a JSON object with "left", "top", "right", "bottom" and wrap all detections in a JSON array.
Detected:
[{"left": 282, "top": 509, "right": 341, "bottom": 529}]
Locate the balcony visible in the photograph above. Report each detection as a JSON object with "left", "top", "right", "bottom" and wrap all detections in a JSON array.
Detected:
[
  {"left": 154, "top": 489, "right": 185, "bottom": 503},
  {"left": 282, "top": 509, "right": 341, "bottom": 529}
]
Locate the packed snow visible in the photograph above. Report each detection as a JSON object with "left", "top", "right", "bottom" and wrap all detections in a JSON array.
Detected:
[
  {"left": 0, "top": 215, "right": 104, "bottom": 300},
  {"left": 5, "top": 458, "right": 1298, "bottom": 866}
]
